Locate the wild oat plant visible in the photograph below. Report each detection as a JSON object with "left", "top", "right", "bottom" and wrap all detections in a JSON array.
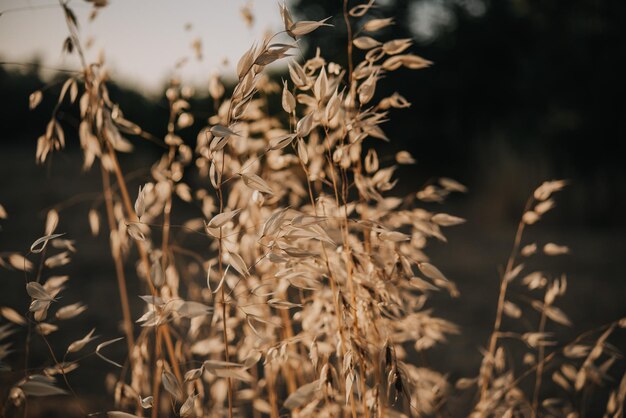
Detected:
[{"left": 1, "top": 1, "right": 625, "bottom": 417}]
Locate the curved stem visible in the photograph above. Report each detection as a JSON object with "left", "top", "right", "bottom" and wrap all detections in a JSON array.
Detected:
[
  {"left": 532, "top": 308, "right": 548, "bottom": 416},
  {"left": 104, "top": 140, "right": 183, "bottom": 384},
  {"left": 479, "top": 197, "right": 534, "bottom": 400},
  {"left": 101, "top": 165, "right": 135, "bottom": 356}
]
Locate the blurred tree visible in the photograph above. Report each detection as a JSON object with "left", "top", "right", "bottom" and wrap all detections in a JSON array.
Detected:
[
  {"left": 2, "top": 0, "right": 625, "bottom": 223},
  {"left": 289, "top": 0, "right": 626, "bottom": 224}
]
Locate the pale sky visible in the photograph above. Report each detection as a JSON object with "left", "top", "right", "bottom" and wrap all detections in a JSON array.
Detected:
[{"left": 0, "top": 0, "right": 288, "bottom": 94}]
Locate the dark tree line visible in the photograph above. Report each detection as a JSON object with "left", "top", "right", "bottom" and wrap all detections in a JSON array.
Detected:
[{"left": 2, "top": 0, "right": 625, "bottom": 224}]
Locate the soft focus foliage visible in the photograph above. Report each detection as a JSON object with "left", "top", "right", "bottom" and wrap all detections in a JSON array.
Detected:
[{"left": 1, "top": 2, "right": 625, "bottom": 418}]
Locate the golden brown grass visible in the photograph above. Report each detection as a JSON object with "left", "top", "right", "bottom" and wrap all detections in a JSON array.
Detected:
[{"left": 1, "top": 1, "right": 625, "bottom": 417}]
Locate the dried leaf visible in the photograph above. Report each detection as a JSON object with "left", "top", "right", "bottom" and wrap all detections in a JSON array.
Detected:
[
  {"left": 503, "top": 301, "right": 522, "bottom": 318},
  {"left": 208, "top": 367, "right": 253, "bottom": 382},
  {"left": 395, "top": 151, "right": 415, "bottom": 164},
  {"left": 253, "top": 398, "right": 273, "bottom": 414},
  {"left": 523, "top": 211, "right": 540, "bottom": 225},
  {"left": 88, "top": 209, "right": 100, "bottom": 236},
  {"left": 30, "top": 300, "right": 51, "bottom": 314},
  {"left": 203, "top": 360, "right": 243, "bottom": 370},
  {"left": 237, "top": 43, "right": 257, "bottom": 79},
  {"left": 269, "top": 133, "right": 296, "bottom": 150},
  {"left": 382, "top": 38, "right": 413, "bottom": 55},
  {"left": 228, "top": 251, "right": 249, "bottom": 277},
  {"left": 268, "top": 298, "right": 302, "bottom": 310},
  {"left": 44, "top": 251, "right": 71, "bottom": 269},
  {"left": 353, "top": 36, "right": 381, "bottom": 50},
  {"left": 179, "top": 393, "right": 198, "bottom": 417},
  {"left": 431, "top": 213, "right": 465, "bottom": 227},
  {"left": 140, "top": 396, "right": 153, "bottom": 408},
  {"left": 545, "top": 305, "right": 572, "bottom": 327},
  {"left": 1, "top": 307, "right": 27, "bottom": 325},
  {"left": 29, "top": 90, "right": 43, "bottom": 110},
  {"left": 284, "top": 380, "right": 320, "bottom": 409},
  {"left": 255, "top": 44, "right": 294, "bottom": 66},
  {"left": 67, "top": 328, "right": 97, "bottom": 354},
  {"left": 534, "top": 180, "right": 567, "bottom": 201},
  {"left": 19, "top": 375, "right": 68, "bottom": 397},
  {"left": 26, "top": 282, "right": 53, "bottom": 301},
  {"left": 297, "top": 112, "right": 315, "bottom": 137},
  {"left": 172, "top": 300, "right": 212, "bottom": 318},
  {"left": 349, "top": 0, "right": 375, "bottom": 17},
  {"left": 535, "top": 199, "right": 555, "bottom": 215},
  {"left": 379, "top": 231, "right": 409, "bottom": 242},
  {"left": 207, "top": 209, "right": 241, "bottom": 229},
  {"left": 363, "top": 17, "right": 394, "bottom": 32},
  {"left": 280, "top": 2, "right": 294, "bottom": 32},
  {"left": 522, "top": 332, "right": 555, "bottom": 349},
  {"left": 261, "top": 208, "right": 289, "bottom": 237},
  {"left": 242, "top": 173, "right": 274, "bottom": 195},
  {"left": 162, "top": 369, "right": 183, "bottom": 399},
  {"left": 544, "top": 243, "right": 570, "bottom": 256},
  {"left": 45, "top": 209, "right": 59, "bottom": 235},
  {"left": 521, "top": 243, "right": 537, "bottom": 257},
  {"left": 56, "top": 303, "right": 87, "bottom": 320},
  {"left": 439, "top": 177, "right": 467, "bottom": 193},
  {"left": 210, "top": 265, "right": 230, "bottom": 296},
  {"left": 134, "top": 186, "right": 145, "bottom": 219},
  {"left": 9, "top": 253, "right": 33, "bottom": 272},
  {"left": 210, "top": 124, "right": 239, "bottom": 138},
  {"left": 408, "top": 277, "right": 438, "bottom": 291},
  {"left": 127, "top": 223, "right": 146, "bottom": 241},
  {"left": 184, "top": 367, "right": 203, "bottom": 383},
  {"left": 313, "top": 67, "right": 328, "bottom": 101},
  {"left": 297, "top": 138, "right": 308, "bottom": 164},
  {"left": 36, "top": 322, "right": 57, "bottom": 335},
  {"left": 96, "top": 337, "right": 124, "bottom": 368},
  {"left": 383, "top": 54, "right": 432, "bottom": 70},
  {"left": 418, "top": 262, "right": 448, "bottom": 283},
  {"left": 282, "top": 81, "right": 296, "bottom": 113},
  {"left": 288, "top": 61, "right": 307, "bottom": 87},
  {"left": 177, "top": 112, "right": 194, "bottom": 129},
  {"left": 30, "top": 233, "right": 65, "bottom": 254},
  {"left": 44, "top": 362, "right": 79, "bottom": 376},
  {"left": 288, "top": 17, "right": 332, "bottom": 37}
]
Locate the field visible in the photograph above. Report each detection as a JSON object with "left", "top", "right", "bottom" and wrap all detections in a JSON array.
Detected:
[{"left": 1, "top": 1, "right": 625, "bottom": 417}]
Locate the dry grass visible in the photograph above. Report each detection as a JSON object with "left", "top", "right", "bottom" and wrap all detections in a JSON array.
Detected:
[{"left": 1, "top": 1, "right": 625, "bottom": 417}]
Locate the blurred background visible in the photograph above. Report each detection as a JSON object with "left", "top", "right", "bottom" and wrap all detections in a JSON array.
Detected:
[{"left": 1, "top": 0, "right": 625, "bottom": 415}]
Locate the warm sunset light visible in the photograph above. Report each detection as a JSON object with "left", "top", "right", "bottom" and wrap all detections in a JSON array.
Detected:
[{"left": 1, "top": 1, "right": 624, "bottom": 417}]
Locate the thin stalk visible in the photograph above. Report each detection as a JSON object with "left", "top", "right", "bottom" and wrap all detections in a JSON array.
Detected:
[
  {"left": 250, "top": 363, "right": 262, "bottom": 418},
  {"left": 22, "top": 247, "right": 48, "bottom": 418},
  {"left": 23, "top": 245, "right": 47, "bottom": 370},
  {"left": 479, "top": 197, "right": 534, "bottom": 400},
  {"left": 532, "top": 308, "right": 548, "bottom": 416},
  {"left": 216, "top": 182, "right": 234, "bottom": 418},
  {"left": 161, "top": 195, "right": 172, "bottom": 269},
  {"left": 502, "top": 321, "right": 618, "bottom": 397},
  {"left": 297, "top": 152, "right": 357, "bottom": 418},
  {"left": 341, "top": 4, "right": 373, "bottom": 410},
  {"left": 266, "top": 364, "right": 280, "bottom": 418},
  {"left": 278, "top": 304, "right": 299, "bottom": 394},
  {"left": 322, "top": 125, "right": 368, "bottom": 417},
  {"left": 101, "top": 164, "right": 135, "bottom": 355},
  {"left": 68, "top": 0, "right": 184, "bottom": 382},
  {"left": 151, "top": 327, "right": 163, "bottom": 418},
  {"left": 39, "top": 333, "right": 86, "bottom": 415},
  {"left": 343, "top": 0, "right": 354, "bottom": 84},
  {"left": 104, "top": 140, "right": 183, "bottom": 385},
  {"left": 161, "top": 105, "right": 177, "bottom": 273}
]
